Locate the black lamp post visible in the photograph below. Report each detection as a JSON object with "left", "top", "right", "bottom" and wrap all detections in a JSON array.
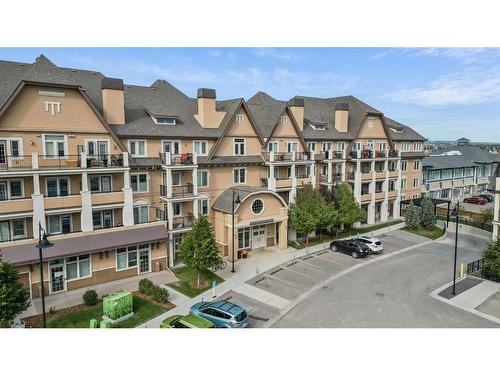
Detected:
[
  {"left": 35, "top": 222, "right": 54, "bottom": 328},
  {"left": 231, "top": 189, "right": 241, "bottom": 273},
  {"left": 451, "top": 202, "right": 459, "bottom": 295}
]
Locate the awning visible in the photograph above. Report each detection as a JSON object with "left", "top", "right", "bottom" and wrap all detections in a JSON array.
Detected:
[
  {"left": 429, "top": 182, "right": 441, "bottom": 191},
  {"left": 0, "top": 224, "right": 168, "bottom": 265},
  {"left": 453, "top": 179, "right": 464, "bottom": 187},
  {"left": 478, "top": 177, "right": 490, "bottom": 184},
  {"left": 464, "top": 178, "right": 474, "bottom": 186},
  {"left": 441, "top": 181, "right": 453, "bottom": 189}
]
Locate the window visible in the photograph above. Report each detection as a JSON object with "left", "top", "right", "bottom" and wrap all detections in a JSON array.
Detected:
[
  {"left": 322, "top": 142, "right": 332, "bottom": 152},
  {"left": 251, "top": 199, "right": 264, "bottom": 215},
  {"left": 454, "top": 168, "right": 463, "bottom": 178},
  {"left": 413, "top": 160, "right": 420, "bottom": 171},
  {"left": 10, "top": 140, "right": 20, "bottom": 157},
  {"left": 414, "top": 142, "right": 422, "bottom": 151},
  {"left": 379, "top": 142, "right": 387, "bottom": 151},
  {"left": 133, "top": 206, "right": 149, "bottom": 224},
  {"left": 128, "top": 140, "right": 146, "bottom": 157},
  {"left": 86, "top": 140, "right": 109, "bottom": 157},
  {"left": 286, "top": 142, "right": 298, "bottom": 153},
  {"left": 171, "top": 171, "right": 181, "bottom": 186},
  {"left": 44, "top": 135, "right": 66, "bottom": 157},
  {"left": 280, "top": 115, "right": 288, "bottom": 124},
  {"left": 401, "top": 142, "right": 409, "bottom": 152},
  {"left": 12, "top": 219, "right": 26, "bottom": 238},
  {"left": 9, "top": 180, "right": 23, "bottom": 199},
  {"left": 268, "top": 142, "right": 279, "bottom": 153},
  {"left": 47, "top": 214, "right": 71, "bottom": 234},
  {"left": 234, "top": 138, "right": 246, "bottom": 155},
  {"left": 0, "top": 182, "right": 6, "bottom": 201},
  {"left": 193, "top": 141, "right": 208, "bottom": 156},
  {"left": 234, "top": 168, "right": 246, "bottom": 184},
  {"left": 89, "top": 176, "right": 111, "bottom": 193},
  {"left": 353, "top": 142, "right": 361, "bottom": 151},
  {"left": 197, "top": 170, "right": 209, "bottom": 187},
  {"left": 116, "top": 247, "right": 139, "bottom": 270},
  {"left": 337, "top": 142, "right": 345, "bottom": 152},
  {"left": 388, "top": 180, "right": 396, "bottom": 191},
  {"left": 162, "top": 140, "right": 181, "bottom": 155},
  {"left": 388, "top": 161, "right": 397, "bottom": 172},
  {"left": 93, "top": 210, "right": 113, "bottom": 229},
  {"left": 464, "top": 167, "right": 474, "bottom": 177},
  {"left": 172, "top": 202, "right": 182, "bottom": 216},
  {"left": 401, "top": 161, "right": 408, "bottom": 171},
  {"left": 287, "top": 166, "right": 292, "bottom": 178},
  {"left": 0, "top": 221, "right": 10, "bottom": 242},
  {"left": 238, "top": 227, "right": 251, "bottom": 249},
  {"left": 441, "top": 169, "right": 453, "bottom": 179},
  {"left": 441, "top": 189, "right": 451, "bottom": 199},
  {"left": 365, "top": 139, "right": 374, "bottom": 150},
  {"left": 155, "top": 117, "right": 176, "bottom": 125},
  {"left": 66, "top": 254, "right": 91, "bottom": 280},
  {"left": 401, "top": 178, "right": 407, "bottom": 190},
  {"left": 429, "top": 170, "right": 441, "bottom": 180},
  {"left": 235, "top": 114, "right": 245, "bottom": 124},
  {"left": 131, "top": 173, "right": 148, "bottom": 192},
  {"left": 198, "top": 199, "right": 209, "bottom": 215},
  {"left": 46, "top": 177, "right": 69, "bottom": 197},
  {"left": 413, "top": 177, "right": 419, "bottom": 188},
  {"left": 307, "top": 142, "right": 316, "bottom": 152}
]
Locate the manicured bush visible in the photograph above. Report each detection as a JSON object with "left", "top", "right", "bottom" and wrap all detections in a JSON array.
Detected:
[
  {"left": 139, "top": 278, "right": 154, "bottom": 295},
  {"left": 83, "top": 289, "right": 99, "bottom": 306},
  {"left": 89, "top": 319, "right": 98, "bottom": 328},
  {"left": 483, "top": 237, "right": 500, "bottom": 281},
  {"left": 150, "top": 285, "right": 169, "bottom": 304},
  {"left": 100, "top": 320, "right": 111, "bottom": 328},
  {"left": 404, "top": 201, "right": 420, "bottom": 229},
  {"left": 103, "top": 291, "right": 133, "bottom": 321},
  {"left": 420, "top": 196, "right": 437, "bottom": 229}
]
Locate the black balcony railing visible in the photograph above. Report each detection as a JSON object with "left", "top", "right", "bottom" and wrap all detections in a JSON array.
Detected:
[
  {"left": 170, "top": 215, "right": 195, "bottom": 231},
  {"left": 349, "top": 151, "right": 358, "bottom": 159},
  {"left": 388, "top": 150, "right": 399, "bottom": 157},
  {"left": 295, "top": 152, "right": 311, "bottom": 161},
  {"left": 85, "top": 154, "right": 124, "bottom": 168},
  {"left": 160, "top": 184, "right": 194, "bottom": 198},
  {"left": 0, "top": 155, "right": 33, "bottom": 171},
  {"left": 360, "top": 149, "right": 373, "bottom": 159},
  {"left": 332, "top": 151, "right": 343, "bottom": 159},
  {"left": 160, "top": 152, "right": 195, "bottom": 165},
  {"left": 375, "top": 150, "right": 386, "bottom": 158}
]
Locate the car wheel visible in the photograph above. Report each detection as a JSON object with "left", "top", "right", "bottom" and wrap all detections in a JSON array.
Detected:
[
  {"left": 352, "top": 251, "right": 359, "bottom": 259},
  {"left": 331, "top": 245, "right": 338, "bottom": 252}
]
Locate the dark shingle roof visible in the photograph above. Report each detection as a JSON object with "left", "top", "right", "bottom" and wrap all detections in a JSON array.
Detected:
[
  {"left": 423, "top": 155, "right": 478, "bottom": 169},
  {"left": 430, "top": 145, "right": 497, "bottom": 163},
  {"left": 198, "top": 155, "right": 264, "bottom": 166},
  {"left": 211, "top": 186, "right": 270, "bottom": 213},
  {"left": 384, "top": 117, "right": 427, "bottom": 141}
]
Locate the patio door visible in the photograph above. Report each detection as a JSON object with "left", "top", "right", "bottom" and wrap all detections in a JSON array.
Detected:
[
  {"left": 49, "top": 261, "right": 66, "bottom": 294},
  {"left": 252, "top": 225, "right": 266, "bottom": 249},
  {"left": 0, "top": 140, "right": 7, "bottom": 169},
  {"left": 139, "top": 248, "right": 151, "bottom": 274},
  {"left": 0, "top": 181, "right": 7, "bottom": 201}
]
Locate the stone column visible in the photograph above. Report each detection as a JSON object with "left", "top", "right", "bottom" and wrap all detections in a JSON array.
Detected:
[
  {"left": 80, "top": 171, "right": 93, "bottom": 232},
  {"left": 32, "top": 173, "right": 46, "bottom": 233}
]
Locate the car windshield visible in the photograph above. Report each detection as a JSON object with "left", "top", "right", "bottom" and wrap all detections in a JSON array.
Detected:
[
  {"left": 234, "top": 310, "right": 248, "bottom": 322},
  {"left": 374, "top": 241, "right": 382, "bottom": 245}
]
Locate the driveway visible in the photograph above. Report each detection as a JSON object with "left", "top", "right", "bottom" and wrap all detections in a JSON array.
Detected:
[{"left": 272, "top": 231, "right": 498, "bottom": 328}]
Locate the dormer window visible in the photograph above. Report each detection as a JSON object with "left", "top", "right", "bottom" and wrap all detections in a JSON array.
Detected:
[
  {"left": 235, "top": 114, "right": 245, "bottom": 124},
  {"left": 154, "top": 117, "right": 176, "bottom": 125},
  {"left": 280, "top": 115, "right": 288, "bottom": 124},
  {"left": 313, "top": 124, "right": 326, "bottom": 130}
]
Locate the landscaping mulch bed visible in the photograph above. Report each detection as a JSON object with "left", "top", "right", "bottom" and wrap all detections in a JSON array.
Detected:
[
  {"left": 132, "top": 291, "right": 175, "bottom": 310},
  {"left": 22, "top": 303, "right": 90, "bottom": 328}
]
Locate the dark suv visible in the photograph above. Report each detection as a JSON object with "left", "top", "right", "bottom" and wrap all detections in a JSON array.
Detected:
[{"left": 330, "top": 239, "right": 371, "bottom": 258}]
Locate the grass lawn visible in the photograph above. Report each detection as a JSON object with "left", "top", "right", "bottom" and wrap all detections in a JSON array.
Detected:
[
  {"left": 403, "top": 225, "right": 444, "bottom": 240},
  {"left": 47, "top": 295, "right": 166, "bottom": 328},
  {"left": 168, "top": 266, "right": 225, "bottom": 298},
  {"left": 290, "top": 220, "right": 404, "bottom": 249}
]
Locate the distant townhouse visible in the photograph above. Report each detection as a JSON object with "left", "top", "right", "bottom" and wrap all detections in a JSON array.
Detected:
[
  {"left": 490, "top": 158, "right": 500, "bottom": 240},
  {"left": 422, "top": 138, "right": 497, "bottom": 201},
  {"left": 0, "top": 55, "right": 425, "bottom": 299}
]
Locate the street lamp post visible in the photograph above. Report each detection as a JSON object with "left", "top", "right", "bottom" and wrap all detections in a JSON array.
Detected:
[
  {"left": 35, "top": 222, "right": 54, "bottom": 328},
  {"left": 452, "top": 202, "right": 459, "bottom": 295},
  {"left": 231, "top": 189, "right": 241, "bottom": 273}
]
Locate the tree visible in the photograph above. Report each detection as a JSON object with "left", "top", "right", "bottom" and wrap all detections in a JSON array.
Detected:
[
  {"left": 420, "top": 196, "right": 437, "bottom": 229},
  {"left": 316, "top": 200, "right": 338, "bottom": 239},
  {"left": 179, "top": 215, "right": 220, "bottom": 287},
  {"left": 483, "top": 237, "right": 500, "bottom": 281},
  {"left": 404, "top": 201, "right": 420, "bottom": 229},
  {"left": 0, "top": 259, "right": 31, "bottom": 327},
  {"left": 480, "top": 207, "right": 494, "bottom": 224},
  {"left": 288, "top": 185, "right": 321, "bottom": 244},
  {"left": 331, "top": 183, "right": 365, "bottom": 229}
]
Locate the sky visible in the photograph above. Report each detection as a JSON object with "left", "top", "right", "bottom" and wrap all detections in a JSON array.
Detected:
[{"left": 1, "top": 47, "right": 499, "bottom": 142}]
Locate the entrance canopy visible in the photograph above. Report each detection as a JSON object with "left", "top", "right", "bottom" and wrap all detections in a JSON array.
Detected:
[{"left": 212, "top": 186, "right": 287, "bottom": 214}]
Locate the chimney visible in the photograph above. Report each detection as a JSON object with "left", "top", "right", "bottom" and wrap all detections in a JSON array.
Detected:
[
  {"left": 334, "top": 103, "right": 349, "bottom": 133},
  {"left": 101, "top": 78, "right": 125, "bottom": 125},
  {"left": 288, "top": 97, "right": 304, "bottom": 131},
  {"left": 195, "top": 88, "right": 225, "bottom": 128}
]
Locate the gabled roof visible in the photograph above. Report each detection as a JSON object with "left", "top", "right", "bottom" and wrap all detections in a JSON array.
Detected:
[
  {"left": 212, "top": 186, "right": 286, "bottom": 213},
  {"left": 430, "top": 145, "right": 497, "bottom": 163}
]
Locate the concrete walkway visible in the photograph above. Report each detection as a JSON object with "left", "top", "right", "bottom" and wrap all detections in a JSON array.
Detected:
[
  {"left": 430, "top": 277, "right": 500, "bottom": 325},
  {"left": 139, "top": 221, "right": 406, "bottom": 328}
]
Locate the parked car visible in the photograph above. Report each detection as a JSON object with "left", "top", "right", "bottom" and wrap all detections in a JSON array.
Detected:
[
  {"left": 329, "top": 239, "right": 371, "bottom": 258},
  {"left": 355, "top": 236, "right": 384, "bottom": 254},
  {"left": 463, "top": 196, "right": 487, "bottom": 205},
  {"left": 478, "top": 194, "right": 494, "bottom": 202},
  {"left": 161, "top": 314, "right": 215, "bottom": 328},
  {"left": 190, "top": 300, "right": 249, "bottom": 328}
]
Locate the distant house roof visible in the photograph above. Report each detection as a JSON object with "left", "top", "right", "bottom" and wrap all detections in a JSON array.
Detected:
[
  {"left": 430, "top": 145, "right": 497, "bottom": 163},
  {"left": 423, "top": 155, "right": 478, "bottom": 169}
]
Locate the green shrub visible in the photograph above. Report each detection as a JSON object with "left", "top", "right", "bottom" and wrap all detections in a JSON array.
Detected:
[
  {"left": 83, "top": 289, "right": 99, "bottom": 306},
  {"left": 150, "top": 285, "right": 169, "bottom": 304},
  {"left": 139, "top": 278, "right": 154, "bottom": 295},
  {"left": 420, "top": 196, "right": 437, "bottom": 229},
  {"left": 483, "top": 237, "right": 500, "bottom": 281},
  {"left": 100, "top": 320, "right": 111, "bottom": 328},
  {"left": 89, "top": 319, "right": 98, "bottom": 328},
  {"left": 405, "top": 201, "right": 420, "bottom": 229}
]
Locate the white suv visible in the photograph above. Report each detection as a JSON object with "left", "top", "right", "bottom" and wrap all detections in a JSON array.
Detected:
[{"left": 356, "top": 236, "right": 384, "bottom": 254}]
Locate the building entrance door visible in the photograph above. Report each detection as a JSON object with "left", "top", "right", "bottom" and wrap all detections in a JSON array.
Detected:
[
  {"left": 49, "top": 261, "right": 66, "bottom": 294},
  {"left": 139, "top": 249, "right": 151, "bottom": 274},
  {"left": 252, "top": 225, "right": 266, "bottom": 249},
  {"left": 0, "top": 140, "right": 7, "bottom": 169}
]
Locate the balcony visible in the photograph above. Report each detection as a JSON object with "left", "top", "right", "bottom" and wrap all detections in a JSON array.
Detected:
[
  {"left": 388, "top": 190, "right": 398, "bottom": 199},
  {"left": 321, "top": 151, "right": 344, "bottom": 160},
  {"left": 361, "top": 193, "right": 372, "bottom": 202},
  {"left": 169, "top": 215, "right": 195, "bottom": 231},
  {"left": 91, "top": 190, "right": 124, "bottom": 206},
  {"left": 262, "top": 151, "right": 313, "bottom": 163},
  {"left": 0, "top": 156, "right": 33, "bottom": 171},
  {"left": 347, "top": 172, "right": 355, "bottom": 180},
  {"left": 296, "top": 175, "right": 312, "bottom": 186},
  {"left": 160, "top": 183, "right": 195, "bottom": 199},
  {"left": 349, "top": 149, "right": 399, "bottom": 160},
  {"left": 0, "top": 197, "right": 33, "bottom": 215},
  {"left": 160, "top": 152, "right": 196, "bottom": 166},
  {"left": 44, "top": 193, "right": 82, "bottom": 210},
  {"left": 276, "top": 177, "right": 292, "bottom": 189}
]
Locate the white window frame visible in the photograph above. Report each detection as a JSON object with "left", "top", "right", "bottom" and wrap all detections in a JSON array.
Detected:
[
  {"left": 128, "top": 139, "right": 147, "bottom": 158},
  {"left": 414, "top": 142, "right": 422, "bottom": 151},
  {"left": 306, "top": 142, "right": 316, "bottom": 153},
  {"left": 0, "top": 138, "right": 24, "bottom": 159},
  {"left": 322, "top": 142, "right": 332, "bottom": 152},
  {"left": 154, "top": 117, "right": 176, "bottom": 125},
  {"left": 336, "top": 142, "right": 345, "bottom": 152},
  {"left": 197, "top": 198, "right": 209, "bottom": 215},
  {"left": 379, "top": 142, "right": 387, "bottom": 151},
  {"left": 1, "top": 179, "right": 24, "bottom": 200},
  {"left": 133, "top": 204, "right": 149, "bottom": 224},
  {"left": 233, "top": 167, "right": 246, "bottom": 184},
  {"left": 401, "top": 142, "right": 410, "bottom": 152},
  {"left": 251, "top": 198, "right": 265, "bottom": 216},
  {"left": 413, "top": 177, "right": 419, "bottom": 188},
  {"left": 171, "top": 171, "right": 181, "bottom": 186},
  {"left": 197, "top": 170, "right": 209, "bottom": 188},
  {"left": 92, "top": 209, "right": 114, "bottom": 230},
  {"left": 85, "top": 139, "right": 110, "bottom": 156},
  {"left": 401, "top": 160, "right": 408, "bottom": 172},
  {"left": 413, "top": 160, "right": 420, "bottom": 171},
  {"left": 11, "top": 218, "right": 27, "bottom": 240},
  {"left": 89, "top": 175, "right": 112, "bottom": 194},
  {"left": 65, "top": 254, "right": 92, "bottom": 281},
  {"left": 280, "top": 115, "right": 288, "bottom": 124},
  {"left": 45, "top": 176, "right": 70, "bottom": 197},
  {"left": 42, "top": 134, "right": 68, "bottom": 159},
  {"left": 161, "top": 140, "right": 181, "bottom": 155},
  {"left": 401, "top": 178, "right": 407, "bottom": 190},
  {"left": 268, "top": 142, "right": 279, "bottom": 153},
  {"left": 47, "top": 214, "right": 72, "bottom": 235},
  {"left": 234, "top": 138, "right": 246, "bottom": 156},
  {"left": 235, "top": 114, "right": 245, "bottom": 124},
  {"left": 286, "top": 142, "right": 298, "bottom": 153},
  {"left": 130, "top": 173, "right": 149, "bottom": 193},
  {"left": 172, "top": 202, "right": 182, "bottom": 217},
  {"left": 116, "top": 246, "right": 139, "bottom": 271},
  {"left": 193, "top": 140, "right": 208, "bottom": 156}
]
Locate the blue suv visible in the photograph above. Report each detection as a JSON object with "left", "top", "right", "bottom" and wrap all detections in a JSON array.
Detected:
[{"left": 190, "top": 300, "right": 249, "bottom": 328}]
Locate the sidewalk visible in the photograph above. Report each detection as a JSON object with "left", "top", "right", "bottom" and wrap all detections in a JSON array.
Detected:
[{"left": 139, "top": 221, "right": 406, "bottom": 328}]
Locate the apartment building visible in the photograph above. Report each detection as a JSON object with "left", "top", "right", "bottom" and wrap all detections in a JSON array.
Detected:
[
  {"left": 490, "top": 158, "right": 500, "bottom": 240},
  {"left": 0, "top": 55, "right": 425, "bottom": 298},
  {"left": 422, "top": 138, "right": 497, "bottom": 201}
]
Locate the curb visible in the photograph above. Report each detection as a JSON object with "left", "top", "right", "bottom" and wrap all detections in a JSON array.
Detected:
[{"left": 265, "top": 239, "right": 433, "bottom": 327}]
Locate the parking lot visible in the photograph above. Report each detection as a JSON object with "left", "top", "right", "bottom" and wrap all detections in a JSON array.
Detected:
[{"left": 215, "top": 229, "right": 429, "bottom": 327}]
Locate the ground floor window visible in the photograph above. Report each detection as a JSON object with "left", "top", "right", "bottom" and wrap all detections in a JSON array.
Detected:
[
  {"left": 66, "top": 254, "right": 91, "bottom": 280},
  {"left": 173, "top": 233, "right": 182, "bottom": 264},
  {"left": 116, "top": 246, "right": 138, "bottom": 270},
  {"left": 441, "top": 189, "right": 451, "bottom": 199},
  {"left": 238, "top": 227, "right": 251, "bottom": 249}
]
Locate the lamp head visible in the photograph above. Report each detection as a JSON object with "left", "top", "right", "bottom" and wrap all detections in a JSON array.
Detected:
[{"left": 36, "top": 233, "right": 54, "bottom": 249}]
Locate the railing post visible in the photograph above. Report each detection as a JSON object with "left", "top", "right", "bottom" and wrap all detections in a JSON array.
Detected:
[
  {"left": 192, "top": 152, "right": 197, "bottom": 165},
  {"left": 81, "top": 152, "right": 87, "bottom": 169},
  {"left": 166, "top": 152, "right": 172, "bottom": 165},
  {"left": 270, "top": 151, "right": 275, "bottom": 162},
  {"left": 32, "top": 152, "right": 39, "bottom": 169},
  {"left": 123, "top": 151, "right": 129, "bottom": 167}
]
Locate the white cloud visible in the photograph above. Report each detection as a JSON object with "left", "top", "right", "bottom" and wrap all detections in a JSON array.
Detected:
[
  {"left": 254, "top": 48, "right": 302, "bottom": 60},
  {"left": 385, "top": 67, "right": 500, "bottom": 106}
]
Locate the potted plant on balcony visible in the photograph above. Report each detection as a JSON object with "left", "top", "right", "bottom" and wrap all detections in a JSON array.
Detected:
[
  {"left": 241, "top": 250, "right": 249, "bottom": 259},
  {"left": 375, "top": 150, "right": 385, "bottom": 158}
]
